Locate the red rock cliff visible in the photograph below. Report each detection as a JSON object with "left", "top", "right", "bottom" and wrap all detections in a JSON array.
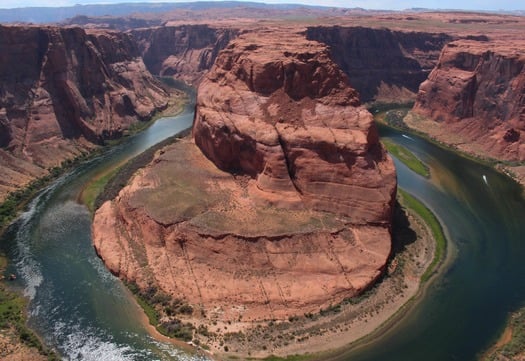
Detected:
[
  {"left": 306, "top": 26, "right": 453, "bottom": 102},
  {"left": 193, "top": 29, "right": 396, "bottom": 224},
  {"left": 130, "top": 25, "right": 238, "bottom": 85},
  {"left": 0, "top": 25, "right": 169, "bottom": 200},
  {"left": 412, "top": 39, "right": 525, "bottom": 161}
]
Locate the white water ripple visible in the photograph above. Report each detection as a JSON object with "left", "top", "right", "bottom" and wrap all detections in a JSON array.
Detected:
[
  {"left": 13, "top": 176, "right": 69, "bottom": 300},
  {"left": 56, "top": 322, "right": 210, "bottom": 361},
  {"left": 15, "top": 192, "right": 45, "bottom": 299}
]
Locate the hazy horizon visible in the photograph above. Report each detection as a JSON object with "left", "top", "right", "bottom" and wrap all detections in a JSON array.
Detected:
[{"left": 0, "top": 0, "right": 522, "bottom": 12}]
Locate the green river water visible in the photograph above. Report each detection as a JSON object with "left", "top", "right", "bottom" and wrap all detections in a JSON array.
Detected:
[{"left": 1, "top": 104, "right": 524, "bottom": 361}]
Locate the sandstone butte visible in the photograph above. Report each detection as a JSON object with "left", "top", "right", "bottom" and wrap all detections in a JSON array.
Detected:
[
  {"left": 0, "top": 24, "right": 170, "bottom": 201},
  {"left": 409, "top": 38, "right": 525, "bottom": 182},
  {"left": 92, "top": 29, "right": 397, "bottom": 328}
]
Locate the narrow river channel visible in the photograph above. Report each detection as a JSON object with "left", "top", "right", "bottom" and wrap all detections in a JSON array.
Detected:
[{"left": 1, "top": 102, "right": 524, "bottom": 361}]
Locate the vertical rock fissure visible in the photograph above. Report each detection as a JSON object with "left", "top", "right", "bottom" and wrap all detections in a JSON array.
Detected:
[
  {"left": 179, "top": 239, "right": 205, "bottom": 312},
  {"left": 263, "top": 247, "right": 288, "bottom": 306},
  {"left": 273, "top": 124, "right": 303, "bottom": 196},
  {"left": 326, "top": 241, "right": 355, "bottom": 291}
]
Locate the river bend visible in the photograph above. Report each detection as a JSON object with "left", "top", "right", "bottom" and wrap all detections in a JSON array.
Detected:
[{"left": 2, "top": 107, "right": 524, "bottom": 361}]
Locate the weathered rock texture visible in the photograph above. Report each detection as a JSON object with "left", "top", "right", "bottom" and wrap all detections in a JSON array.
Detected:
[
  {"left": 0, "top": 25, "right": 169, "bottom": 200},
  {"left": 411, "top": 39, "right": 525, "bottom": 162},
  {"left": 306, "top": 26, "right": 453, "bottom": 102},
  {"left": 93, "top": 29, "right": 396, "bottom": 325},
  {"left": 130, "top": 25, "right": 238, "bottom": 85},
  {"left": 194, "top": 29, "right": 396, "bottom": 223}
]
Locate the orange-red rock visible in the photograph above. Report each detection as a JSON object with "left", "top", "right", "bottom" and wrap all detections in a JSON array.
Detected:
[
  {"left": 131, "top": 25, "right": 238, "bottom": 86},
  {"left": 193, "top": 29, "right": 397, "bottom": 223},
  {"left": 0, "top": 25, "right": 169, "bottom": 200},
  {"left": 306, "top": 26, "right": 453, "bottom": 102},
  {"left": 412, "top": 39, "right": 525, "bottom": 161},
  {"left": 93, "top": 29, "right": 396, "bottom": 326}
]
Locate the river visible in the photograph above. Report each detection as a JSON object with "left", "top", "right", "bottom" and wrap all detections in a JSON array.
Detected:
[
  {"left": 1, "top": 96, "right": 207, "bottom": 361},
  {"left": 333, "top": 124, "right": 525, "bottom": 361},
  {"left": 1, "top": 104, "right": 524, "bottom": 361}
]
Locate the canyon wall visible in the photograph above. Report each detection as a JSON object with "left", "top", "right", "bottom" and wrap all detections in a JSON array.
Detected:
[
  {"left": 93, "top": 29, "right": 396, "bottom": 329},
  {"left": 130, "top": 25, "right": 238, "bottom": 85},
  {"left": 306, "top": 26, "right": 453, "bottom": 102},
  {"left": 411, "top": 39, "right": 525, "bottom": 162},
  {"left": 0, "top": 25, "right": 170, "bottom": 200}
]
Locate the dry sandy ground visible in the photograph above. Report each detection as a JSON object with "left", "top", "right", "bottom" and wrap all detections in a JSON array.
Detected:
[{"left": 0, "top": 327, "right": 47, "bottom": 361}]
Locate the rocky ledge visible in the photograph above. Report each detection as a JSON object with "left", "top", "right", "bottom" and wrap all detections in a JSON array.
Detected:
[{"left": 92, "top": 29, "right": 396, "bottom": 350}]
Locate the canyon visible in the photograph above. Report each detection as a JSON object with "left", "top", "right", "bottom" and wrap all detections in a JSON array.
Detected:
[
  {"left": 305, "top": 26, "right": 453, "bottom": 102},
  {"left": 90, "top": 13, "right": 525, "bottom": 356},
  {"left": 1, "top": 5, "right": 525, "bottom": 359},
  {"left": 409, "top": 39, "right": 525, "bottom": 184},
  {"left": 0, "top": 25, "right": 171, "bottom": 201},
  {"left": 130, "top": 25, "right": 238, "bottom": 86},
  {"left": 4, "top": 11, "right": 524, "bottom": 200}
]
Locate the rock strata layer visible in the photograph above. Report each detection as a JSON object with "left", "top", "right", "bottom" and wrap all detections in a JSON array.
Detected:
[
  {"left": 131, "top": 25, "right": 238, "bottom": 85},
  {"left": 306, "top": 26, "right": 453, "bottom": 102},
  {"left": 0, "top": 25, "right": 169, "bottom": 200},
  {"left": 411, "top": 39, "right": 525, "bottom": 162},
  {"left": 93, "top": 29, "right": 396, "bottom": 326},
  {"left": 194, "top": 29, "right": 396, "bottom": 223}
]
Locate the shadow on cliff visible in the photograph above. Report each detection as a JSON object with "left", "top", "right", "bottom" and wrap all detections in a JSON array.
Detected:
[
  {"left": 390, "top": 200, "right": 418, "bottom": 256},
  {"left": 306, "top": 26, "right": 452, "bottom": 102}
]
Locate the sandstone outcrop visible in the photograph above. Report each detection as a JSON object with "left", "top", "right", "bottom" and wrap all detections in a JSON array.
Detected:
[
  {"left": 411, "top": 39, "right": 525, "bottom": 162},
  {"left": 306, "top": 26, "right": 453, "bottom": 102},
  {"left": 130, "top": 25, "right": 238, "bottom": 85},
  {"left": 93, "top": 29, "right": 396, "bottom": 329},
  {"left": 193, "top": 29, "right": 396, "bottom": 223},
  {"left": 0, "top": 25, "right": 170, "bottom": 200}
]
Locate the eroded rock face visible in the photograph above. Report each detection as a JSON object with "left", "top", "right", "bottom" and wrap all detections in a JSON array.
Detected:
[
  {"left": 93, "top": 29, "right": 396, "bottom": 328},
  {"left": 412, "top": 39, "right": 525, "bottom": 161},
  {"left": 0, "top": 25, "right": 169, "bottom": 200},
  {"left": 306, "top": 26, "right": 453, "bottom": 102},
  {"left": 194, "top": 29, "right": 396, "bottom": 223},
  {"left": 93, "top": 139, "right": 394, "bottom": 322},
  {"left": 131, "top": 25, "right": 238, "bottom": 85}
]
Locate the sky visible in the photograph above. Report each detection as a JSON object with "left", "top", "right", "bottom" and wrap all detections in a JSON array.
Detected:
[{"left": 0, "top": 0, "right": 522, "bottom": 11}]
